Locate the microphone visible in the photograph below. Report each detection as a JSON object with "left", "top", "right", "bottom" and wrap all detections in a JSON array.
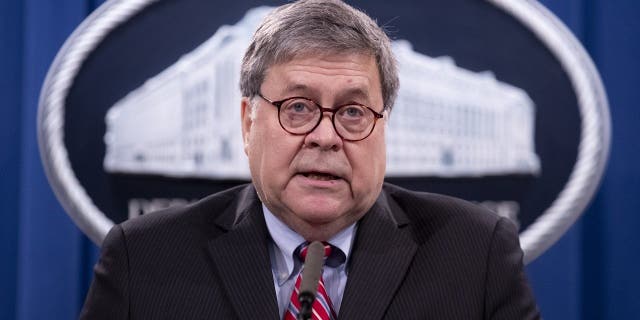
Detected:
[{"left": 297, "top": 241, "right": 324, "bottom": 320}]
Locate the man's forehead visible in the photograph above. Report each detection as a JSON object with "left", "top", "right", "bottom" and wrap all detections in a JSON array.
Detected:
[
  {"left": 268, "top": 50, "right": 377, "bottom": 73},
  {"left": 263, "top": 53, "right": 382, "bottom": 98},
  {"left": 273, "top": 49, "right": 374, "bottom": 66}
]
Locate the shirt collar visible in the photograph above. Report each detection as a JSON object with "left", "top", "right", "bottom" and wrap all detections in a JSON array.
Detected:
[{"left": 263, "top": 204, "right": 356, "bottom": 285}]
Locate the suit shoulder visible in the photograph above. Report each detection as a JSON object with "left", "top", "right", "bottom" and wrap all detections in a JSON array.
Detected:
[
  {"left": 117, "top": 184, "right": 251, "bottom": 240},
  {"left": 381, "top": 183, "right": 523, "bottom": 269},
  {"left": 382, "top": 182, "right": 506, "bottom": 235}
]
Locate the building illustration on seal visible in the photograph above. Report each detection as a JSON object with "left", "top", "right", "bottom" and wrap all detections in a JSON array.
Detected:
[
  {"left": 388, "top": 40, "right": 539, "bottom": 177},
  {"left": 103, "top": 6, "right": 540, "bottom": 180}
]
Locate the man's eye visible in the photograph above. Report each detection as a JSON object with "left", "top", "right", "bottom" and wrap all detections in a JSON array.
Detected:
[
  {"left": 292, "top": 103, "right": 308, "bottom": 112},
  {"left": 284, "top": 99, "right": 313, "bottom": 113},
  {"left": 342, "top": 106, "right": 365, "bottom": 118}
]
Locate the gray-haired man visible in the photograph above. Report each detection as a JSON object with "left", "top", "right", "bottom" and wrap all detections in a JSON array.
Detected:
[{"left": 81, "top": 1, "right": 540, "bottom": 319}]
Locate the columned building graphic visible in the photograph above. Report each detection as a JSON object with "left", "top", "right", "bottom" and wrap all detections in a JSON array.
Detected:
[{"left": 104, "top": 7, "right": 540, "bottom": 180}]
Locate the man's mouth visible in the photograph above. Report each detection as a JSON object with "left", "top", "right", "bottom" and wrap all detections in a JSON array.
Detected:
[{"left": 302, "top": 172, "right": 341, "bottom": 181}]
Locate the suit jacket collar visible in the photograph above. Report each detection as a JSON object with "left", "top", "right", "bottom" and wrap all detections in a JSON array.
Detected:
[
  {"left": 207, "top": 185, "right": 280, "bottom": 320},
  {"left": 206, "top": 184, "right": 417, "bottom": 320},
  {"left": 339, "top": 188, "right": 418, "bottom": 319}
]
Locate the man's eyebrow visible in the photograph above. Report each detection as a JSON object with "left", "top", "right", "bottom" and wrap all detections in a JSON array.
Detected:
[
  {"left": 284, "top": 84, "right": 369, "bottom": 96},
  {"left": 282, "top": 83, "right": 312, "bottom": 95},
  {"left": 281, "top": 84, "right": 373, "bottom": 105},
  {"left": 339, "top": 88, "right": 369, "bottom": 101}
]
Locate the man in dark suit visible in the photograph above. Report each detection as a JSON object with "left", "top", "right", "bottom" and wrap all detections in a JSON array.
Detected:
[{"left": 81, "top": 0, "right": 540, "bottom": 319}]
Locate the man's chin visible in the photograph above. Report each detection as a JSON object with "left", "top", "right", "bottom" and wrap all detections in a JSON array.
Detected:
[
  {"left": 284, "top": 202, "right": 347, "bottom": 224},
  {"left": 295, "top": 209, "right": 344, "bottom": 225},
  {"left": 287, "top": 196, "right": 346, "bottom": 217}
]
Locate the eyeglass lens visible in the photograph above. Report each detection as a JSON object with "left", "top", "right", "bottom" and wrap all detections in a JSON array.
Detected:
[{"left": 278, "top": 98, "right": 376, "bottom": 140}]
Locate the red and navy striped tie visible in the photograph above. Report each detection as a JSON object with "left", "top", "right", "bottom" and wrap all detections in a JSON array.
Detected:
[{"left": 284, "top": 242, "right": 337, "bottom": 320}]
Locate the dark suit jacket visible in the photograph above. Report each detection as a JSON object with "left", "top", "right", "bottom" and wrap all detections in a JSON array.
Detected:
[{"left": 80, "top": 183, "right": 540, "bottom": 319}]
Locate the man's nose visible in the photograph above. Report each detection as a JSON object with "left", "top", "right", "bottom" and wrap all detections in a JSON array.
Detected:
[{"left": 303, "top": 114, "right": 343, "bottom": 151}]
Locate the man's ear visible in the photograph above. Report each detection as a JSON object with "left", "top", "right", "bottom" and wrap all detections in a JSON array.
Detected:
[{"left": 240, "top": 97, "right": 253, "bottom": 155}]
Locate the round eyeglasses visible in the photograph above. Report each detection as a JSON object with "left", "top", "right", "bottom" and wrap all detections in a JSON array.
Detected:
[{"left": 257, "top": 93, "right": 384, "bottom": 142}]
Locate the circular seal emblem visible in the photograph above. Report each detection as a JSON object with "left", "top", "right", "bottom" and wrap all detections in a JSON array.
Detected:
[{"left": 38, "top": 0, "right": 610, "bottom": 264}]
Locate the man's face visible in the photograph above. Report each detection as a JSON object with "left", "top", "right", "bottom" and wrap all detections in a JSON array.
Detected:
[{"left": 241, "top": 52, "right": 386, "bottom": 240}]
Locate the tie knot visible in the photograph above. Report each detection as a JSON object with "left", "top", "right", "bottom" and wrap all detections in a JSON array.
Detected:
[{"left": 299, "top": 241, "right": 332, "bottom": 262}]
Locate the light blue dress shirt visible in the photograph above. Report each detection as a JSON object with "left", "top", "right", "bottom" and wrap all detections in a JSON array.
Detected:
[{"left": 263, "top": 205, "right": 356, "bottom": 318}]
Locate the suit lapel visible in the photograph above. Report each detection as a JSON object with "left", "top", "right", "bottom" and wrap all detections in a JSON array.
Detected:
[
  {"left": 338, "top": 191, "right": 418, "bottom": 319},
  {"left": 207, "top": 186, "right": 279, "bottom": 320}
]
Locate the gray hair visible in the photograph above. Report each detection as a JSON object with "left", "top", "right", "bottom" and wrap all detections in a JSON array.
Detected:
[{"left": 240, "top": 0, "right": 399, "bottom": 111}]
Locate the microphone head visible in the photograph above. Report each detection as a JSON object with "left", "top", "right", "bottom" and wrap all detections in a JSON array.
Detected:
[{"left": 298, "top": 241, "right": 325, "bottom": 299}]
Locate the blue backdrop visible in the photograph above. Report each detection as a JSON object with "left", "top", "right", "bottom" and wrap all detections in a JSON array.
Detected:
[{"left": 1, "top": 0, "right": 638, "bottom": 319}]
